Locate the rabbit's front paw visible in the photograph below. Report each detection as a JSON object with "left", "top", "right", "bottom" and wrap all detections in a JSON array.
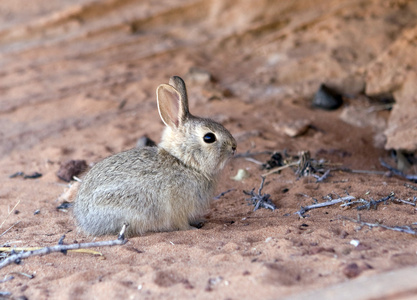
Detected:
[{"left": 190, "top": 220, "right": 205, "bottom": 229}]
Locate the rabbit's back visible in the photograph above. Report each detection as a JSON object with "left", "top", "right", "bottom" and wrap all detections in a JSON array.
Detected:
[{"left": 74, "top": 147, "right": 214, "bottom": 236}]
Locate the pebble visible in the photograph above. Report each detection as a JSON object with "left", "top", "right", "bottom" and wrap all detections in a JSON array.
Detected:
[
  {"left": 342, "top": 262, "right": 361, "bottom": 278},
  {"left": 312, "top": 84, "right": 343, "bottom": 110},
  {"left": 57, "top": 160, "right": 87, "bottom": 182},
  {"left": 274, "top": 120, "right": 311, "bottom": 137},
  {"left": 230, "top": 169, "right": 250, "bottom": 181}
]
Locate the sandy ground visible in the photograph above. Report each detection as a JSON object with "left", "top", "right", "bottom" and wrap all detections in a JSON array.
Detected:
[{"left": 1, "top": 0, "right": 417, "bottom": 299}]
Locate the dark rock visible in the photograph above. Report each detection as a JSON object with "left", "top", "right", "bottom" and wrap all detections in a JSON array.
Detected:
[
  {"left": 23, "top": 172, "right": 42, "bottom": 179},
  {"left": 262, "top": 152, "right": 284, "bottom": 170},
  {"left": 312, "top": 84, "right": 343, "bottom": 110},
  {"left": 56, "top": 201, "right": 73, "bottom": 210},
  {"left": 9, "top": 171, "right": 24, "bottom": 178},
  {"left": 57, "top": 160, "right": 88, "bottom": 182},
  {"left": 343, "top": 262, "right": 361, "bottom": 278}
]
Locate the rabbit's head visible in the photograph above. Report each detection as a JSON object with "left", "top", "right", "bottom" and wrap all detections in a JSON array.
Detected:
[{"left": 157, "top": 76, "right": 236, "bottom": 178}]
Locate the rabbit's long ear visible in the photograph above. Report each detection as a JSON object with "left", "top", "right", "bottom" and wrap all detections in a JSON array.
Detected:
[
  {"left": 157, "top": 81, "right": 189, "bottom": 128},
  {"left": 169, "top": 76, "right": 189, "bottom": 107}
]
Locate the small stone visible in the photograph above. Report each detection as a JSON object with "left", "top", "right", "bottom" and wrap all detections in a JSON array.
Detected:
[
  {"left": 56, "top": 201, "right": 73, "bottom": 211},
  {"left": 350, "top": 239, "right": 360, "bottom": 247},
  {"left": 312, "top": 84, "right": 343, "bottom": 110},
  {"left": 57, "top": 160, "right": 88, "bottom": 182},
  {"left": 205, "top": 276, "right": 223, "bottom": 292},
  {"left": 23, "top": 172, "right": 42, "bottom": 179},
  {"left": 262, "top": 152, "right": 283, "bottom": 170},
  {"left": 230, "top": 169, "right": 250, "bottom": 181},
  {"left": 274, "top": 120, "right": 311, "bottom": 137},
  {"left": 342, "top": 262, "right": 361, "bottom": 278}
]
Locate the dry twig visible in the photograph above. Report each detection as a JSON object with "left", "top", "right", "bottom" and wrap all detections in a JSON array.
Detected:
[
  {"left": 380, "top": 158, "right": 417, "bottom": 182},
  {"left": 0, "top": 224, "right": 128, "bottom": 270},
  {"left": 0, "top": 221, "right": 21, "bottom": 238},
  {"left": 312, "top": 169, "right": 331, "bottom": 182},
  {"left": 298, "top": 191, "right": 414, "bottom": 217},
  {"left": 295, "top": 195, "right": 356, "bottom": 217},
  {"left": 0, "top": 246, "right": 102, "bottom": 256},
  {"left": 346, "top": 169, "right": 386, "bottom": 175},
  {"left": 0, "top": 200, "right": 20, "bottom": 230},
  {"left": 262, "top": 162, "right": 298, "bottom": 177},
  {"left": 0, "top": 276, "right": 14, "bottom": 283},
  {"left": 356, "top": 192, "right": 395, "bottom": 210},
  {"left": 214, "top": 189, "right": 236, "bottom": 200},
  {"left": 404, "top": 183, "right": 417, "bottom": 191},
  {"left": 341, "top": 215, "right": 417, "bottom": 236},
  {"left": 394, "top": 197, "right": 416, "bottom": 206},
  {"left": 262, "top": 151, "right": 332, "bottom": 181},
  {"left": 243, "top": 177, "right": 276, "bottom": 211}
]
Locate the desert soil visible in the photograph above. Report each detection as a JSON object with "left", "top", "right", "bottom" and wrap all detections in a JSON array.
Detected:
[{"left": 1, "top": 0, "right": 417, "bottom": 299}]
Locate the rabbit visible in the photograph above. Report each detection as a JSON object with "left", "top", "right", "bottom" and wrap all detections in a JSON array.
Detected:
[{"left": 74, "top": 76, "right": 237, "bottom": 237}]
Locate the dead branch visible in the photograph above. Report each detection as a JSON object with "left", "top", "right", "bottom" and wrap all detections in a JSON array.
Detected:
[
  {"left": 297, "top": 191, "right": 413, "bottom": 217},
  {"left": 356, "top": 192, "right": 395, "bottom": 210},
  {"left": 0, "top": 246, "right": 103, "bottom": 257},
  {"left": 0, "top": 221, "right": 21, "bottom": 238},
  {"left": 262, "top": 150, "right": 334, "bottom": 180},
  {"left": 404, "top": 183, "right": 417, "bottom": 191},
  {"left": 345, "top": 169, "right": 387, "bottom": 175},
  {"left": 394, "top": 198, "right": 416, "bottom": 207},
  {"left": 341, "top": 215, "right": 417, "bottom": 236},
  {"left": 340, "top": 199, "right": 368, "bottom": 208},
  {"left": 244, "top": 177, "right": 276, "bottom": 211},
  {"left": 295, "top": 195, "right": 356, "bottom": 217},
  {"left": 312, "top": 169, "right": 331, "bottom": 182},
  {"left": 0, "top": 200, "right": 20, "bottom": 230},
  {"left": 244, "top": 157, "right": 264, "bottom": 165},
  {"left": 262, "top": 162, "right": 298, "bottom": 177},
  {"left": 214, "top": 188, "right": 236, "bottom": 200},
  {"left": 0, "top": 276, "right": 14, "bottom": 283},
  {"left": 0, "top": 224, "right": 128, "bottom": 270},
  {"left": 380, "top": 158, "right": 417, "bottom": 182}
]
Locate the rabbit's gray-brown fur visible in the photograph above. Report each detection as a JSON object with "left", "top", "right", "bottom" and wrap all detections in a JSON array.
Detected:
[{"left": 74, "top": 76, "right": 237, "bottom": 237}]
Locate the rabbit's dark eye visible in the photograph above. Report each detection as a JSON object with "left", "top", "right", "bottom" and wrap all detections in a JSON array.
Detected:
[{"left": 203, "top": 132, "right": 216, "bottom": 144}]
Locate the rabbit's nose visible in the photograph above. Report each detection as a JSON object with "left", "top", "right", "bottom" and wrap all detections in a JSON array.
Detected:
[{"left": 231, "top": 145, "right": 237, "bottom": 155}]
